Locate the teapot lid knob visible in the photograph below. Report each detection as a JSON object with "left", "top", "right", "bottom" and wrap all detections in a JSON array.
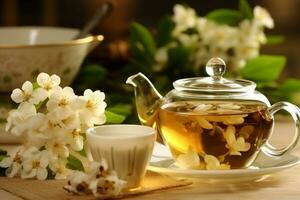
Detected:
[{"left": 206, "top": 57, "right": 226, "bottom": 81}]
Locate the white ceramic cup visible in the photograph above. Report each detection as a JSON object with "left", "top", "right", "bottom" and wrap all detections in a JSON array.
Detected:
[{"left": 86, "top": 124, "right": 156, "bottom": 189}]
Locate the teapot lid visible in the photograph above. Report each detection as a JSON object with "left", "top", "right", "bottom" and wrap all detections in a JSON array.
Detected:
[{"left": 173, "top": 57, "right": 256, "bottom": 93}]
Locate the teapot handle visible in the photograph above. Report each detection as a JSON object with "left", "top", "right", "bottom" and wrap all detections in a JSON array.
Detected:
[{"left": 262, "top": 102, "right": 300, "bottom": 157}]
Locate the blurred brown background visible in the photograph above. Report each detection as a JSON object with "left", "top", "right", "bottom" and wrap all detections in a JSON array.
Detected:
[{"left": 0, "top": 0, "right": 299, "bottom": 78}]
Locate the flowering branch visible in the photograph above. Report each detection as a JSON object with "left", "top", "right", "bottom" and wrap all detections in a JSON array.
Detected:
[
  {"left": 0, "top": 72, "right": 126, "bottom": 197},
  {"left": 128, "top": 0, "right": 300, "bottom": 106}
]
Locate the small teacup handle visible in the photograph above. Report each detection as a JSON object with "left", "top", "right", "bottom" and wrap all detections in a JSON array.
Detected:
[{"left": 262, "top": 102, "right": 300, "bottom": 157}]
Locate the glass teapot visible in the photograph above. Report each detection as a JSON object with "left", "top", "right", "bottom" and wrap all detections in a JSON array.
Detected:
[{"left": 126, "top": 57, "right": 300, "bottom": 169}]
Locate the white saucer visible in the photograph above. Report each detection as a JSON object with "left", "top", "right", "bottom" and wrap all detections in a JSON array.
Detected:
[{"left": 148, "top": 143, "right": 300, "bottom": 181}]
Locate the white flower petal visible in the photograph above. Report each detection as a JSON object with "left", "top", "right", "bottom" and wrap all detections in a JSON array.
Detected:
[
  {"left": 37, "top": 168, "right": 48, "bottom": 180},
  {"left": 11, "top": 89, "right": 24, "bottom": 103},
  {"left": 37, "top": 72, "right": 60, "bottom": 95},
  {"left": 83, "top": 89, "right": 93, "bottom": 99},
  {"left": 61, "top": 146, "right": 70, "bottom": 158},
  {"left": 155, "top": 48, "right": 168, "bottom": 64},
  {"left": 40, "top": 153, "right": 50, "bottom": 168},
  {"left": 55, "top": 173, "right": 67, "bottom": 180},
  {"left": 22, "top": 147, "right": 39, "bottom": 159},
  {"left": 22, "top": 160, "right": 33, "bottom": 172},
  {"left": 71, "top": 136, "right": 84, "bottom": 151},
  {"left": 204, "top": 155, "right": 220, "bottom": 170},
  {"left": 71, "top": 171, "right": 89, "bottom": 184},
  {"left": 32, "top": 88, "right": 48, "bottom": 103},
  {"left": 89, "top": 179, "right": 99, "bottom": 195},
  {"left": 254, "top": 6, "right": 274, "bottom": 28},
  {"left": 18, "top": 102, "right": 36, "bottom": 116},
  {"left": 64, "top": 87, "right": 75, "bottom": 97},
  {"left": 6, "top": 163, "right": 21, "bottom": 177},
  {"left": 37, "top": 73, "right": 61, "bottom": 95},
  {"left": 176, "top": 148, "right": 200, "bottom": 169},
  {"left": 0, "top": 157, "right": 13, "bottom": 168},
  {"left": 21, "top": 168, "right": 37, "bottom": 179},
  {"left": 50, "top": 74, "right": 61, "bottom": 86},
  {"left": 194, "top": 104, "right": 213, "bottom": 112},
  {"left": 22, "top": 81, "right": 33, "bottom": 93},
  {"left": 37, "top": 72, "right": 50, "bottom": 86},
  {"left": 236, "top": 137, "right": 251, "bottom": 152},
  {"left": 92, "top": 115, "right": 106, "bottom": 126}
]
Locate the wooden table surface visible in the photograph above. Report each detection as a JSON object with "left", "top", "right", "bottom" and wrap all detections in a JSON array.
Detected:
[{"left": 1, "top": 120, "right": 300, "bottom": 200}]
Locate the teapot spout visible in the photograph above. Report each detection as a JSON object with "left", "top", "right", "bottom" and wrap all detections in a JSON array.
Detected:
[{"left": 126, "top": 73, "right": 162, "bottom": 127}]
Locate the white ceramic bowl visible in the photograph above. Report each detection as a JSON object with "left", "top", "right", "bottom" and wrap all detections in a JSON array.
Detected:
[
  {"left": 87, "top": 125, "right": 156, "bottom": 189},
  {"left": 0, "top": 26, "right": 103, "bottom": 92}
]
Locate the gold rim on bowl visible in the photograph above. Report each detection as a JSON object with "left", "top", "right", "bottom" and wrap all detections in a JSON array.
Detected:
[{"left": 0, "top": 35, "right": 104, "bottom": 49}]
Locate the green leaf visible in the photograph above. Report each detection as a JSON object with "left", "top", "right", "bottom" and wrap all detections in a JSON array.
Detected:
[
  {"left": 129, "top": 23, "right": 156, "bottom": 70},
  {"left": 35, "top": 100, "right": 47, "bottom": 111},
  {"left": 78, "top": 148, "right": 87, "bottom": 157},
  {"left": 82, "top": 64, "right": 107, "bottom": 79},
  {"left": 66, "top": 154, "right": 84, "bottom": 171},
  {"left": 72, "top": 64, "right": 108, "bottom": 93},
  {"left": 266, "top": 35, "right": 285, "bottom": 45},
  {"left": 206, "top": 9, "right": 243, "bottom": 26},
  {"left": 130, "top": 22, "right": 156, "bottom": 57},
  {"left": 241, "top": 55, "right": 286, "bottom": 82},
  {"left": 32, "top": 82, "right": 40, "bottom": 90},
  {"left": 256, "top": 81, "right": 278, "bottom": 89},
  {"left": 240, "top": 55, "right": 286, "bottom": 82},
  {"left": 106, "top": 104, "right": 132, "bottom": 117},
  {"left": 168, "top": 46, "right": 192, "bottom": 68},
  {"left": 76, "top": 64, "right": 107, "bottom": 85},
  {"left": 156, "top": 16, "right": 175, "bottom": 47},
  {"left": 279, "top": 78, "right": 300, "bottom": 93},
  {"left": 239, "top": 0, "right": 253, "bottom": 19},
  {"left": 105, "top": 111, "right": 126, "bottom": 124},
  {"left": 0, "top": 155, "right": 6, "bottom": 162}
]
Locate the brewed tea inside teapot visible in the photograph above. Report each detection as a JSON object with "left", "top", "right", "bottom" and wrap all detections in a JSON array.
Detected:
[{"left": 126, "top": 57, "right": 300, "bottom": 170}]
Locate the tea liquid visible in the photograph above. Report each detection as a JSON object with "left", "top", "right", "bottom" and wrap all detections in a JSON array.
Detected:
[{"left": 158, "top": 101, "right": 273, "bottom": 169}]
